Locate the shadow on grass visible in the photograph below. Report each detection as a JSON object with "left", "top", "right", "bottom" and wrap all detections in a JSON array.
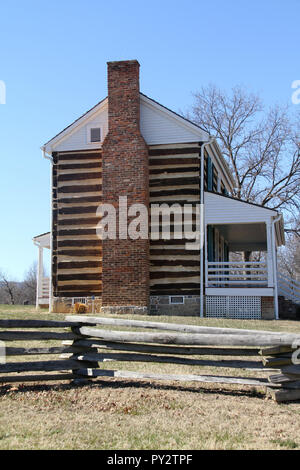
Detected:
[{"left": 0, "top": 377, "right": 266, "bottom": 400}]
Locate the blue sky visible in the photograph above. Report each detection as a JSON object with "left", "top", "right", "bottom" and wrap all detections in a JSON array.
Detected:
[{"left": 0, "top": 0, "right": 299, "bottom": 280}]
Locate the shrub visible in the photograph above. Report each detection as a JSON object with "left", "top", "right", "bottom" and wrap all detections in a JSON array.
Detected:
[{"left": 73, "top": 302, "right": 87, "bottom": 314}]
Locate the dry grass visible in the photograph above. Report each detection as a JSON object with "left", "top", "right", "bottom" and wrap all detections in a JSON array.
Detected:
[{"left": 0, "top": 305, "right": 300, "bottom": 450}]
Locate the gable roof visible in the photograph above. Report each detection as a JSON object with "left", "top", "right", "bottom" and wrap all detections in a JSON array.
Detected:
[
  {"left": 41, "top": 93, "right": 235, "bottom": 190},
  {"left": 42, "top": 93, "right": 209, "bottom": 154},
  {"left": 42, "top": 96, "right": 108, "bottom": 152},
  {"left": 140, "top": 92, "right": 208, "bottom": 136}
]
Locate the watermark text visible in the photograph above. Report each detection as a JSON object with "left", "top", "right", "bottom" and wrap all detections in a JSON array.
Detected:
[
  {"left": 95, "top": 197, "right": 204, "bottom": 250},
  {"left": 292, "top": 340, "right": 300, "bottom": 365},
  {"left": 0, "top": 80, "right": 6, "bottom": 104},
  {"left": 291, "top": 80, "right": 300, "bottom": 104},
  {"left": 0, "top": 341, "right": 6, "bottom": 364}
]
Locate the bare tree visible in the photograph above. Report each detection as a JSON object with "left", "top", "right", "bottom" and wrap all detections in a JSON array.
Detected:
[
  {"left": 23, "top": 261, "right": 37, "bottom": 303},
  {"left": 0, "top": 270, "right": 17, "bottom": 304},
  {"left": 0, "top": 263, "right": 38, "bottom": 305},
  {"left": 186, "top": 85, "right": 300, "bottom": 264},
  {"left": 188, "top": 84, "right": 300, "bottom": 219},
  {"left": 278, "top": 218, "right": 300, "bottom": 281}
]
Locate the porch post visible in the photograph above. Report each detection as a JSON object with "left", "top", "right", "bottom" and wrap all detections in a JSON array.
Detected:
[
  {"left": 266, "top": 218, "right": 279, "bottom": 320},
  {"left": 36, "top": 245, "right": 43, "bottom": 309},
  {"left": 204, "top": 224, "right": 208, "bottom": 289},
  {"left": 271, "top": 220, "right": 280, "bottom": 320},
  {"left": 199, "top": 209, "right": 205, "bottom": 318},
  {"left": 266, "top": 221, "right": 274, "bottom": 287}
]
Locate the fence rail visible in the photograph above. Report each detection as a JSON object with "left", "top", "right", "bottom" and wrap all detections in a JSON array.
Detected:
[{"left": 0, "top": 316, "right": 300, "bottom": 403}]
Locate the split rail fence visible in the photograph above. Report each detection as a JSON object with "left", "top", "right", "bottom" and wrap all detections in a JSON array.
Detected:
[{"left": 1, "top": 316, "right": 300, "bottom": 403}]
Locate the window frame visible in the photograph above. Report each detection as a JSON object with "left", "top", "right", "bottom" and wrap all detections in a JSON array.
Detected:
[
  {"left": 86, "top": 124, "right": 102, "bottom": 144},
  {"left": 169, "top": 295, "right": 185, "bottom": 305}
]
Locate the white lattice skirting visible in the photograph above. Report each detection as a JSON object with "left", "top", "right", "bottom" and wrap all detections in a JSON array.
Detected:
[{"left": 206, "top": 296, "right": 262, "bottom": 319}]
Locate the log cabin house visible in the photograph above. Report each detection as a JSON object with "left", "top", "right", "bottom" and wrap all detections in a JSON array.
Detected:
[{"left": 33, "top": 60, "right": 289, "bottom": 319}]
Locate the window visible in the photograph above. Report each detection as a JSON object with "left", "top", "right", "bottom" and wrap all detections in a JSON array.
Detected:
[
  {"left": 87, "top": 124, "right": 102, "bottom": 144},
  {"left": 207, "top": 154, "right": 213, "bottom": 191},
  {"left": 90, "top": 127, "right": 101, "bottom": 142},
  {"left": 169, "top": 296, "right": 184, "bottom": 304},
  {"left": 207, "top": 226, "right": 215, "bottom": 262},
  {"left": 212, "top": 165, "right": 218, "bottom": 192},
  {"left": 204, "top": 153, "right": 208, "bottom": 190}
]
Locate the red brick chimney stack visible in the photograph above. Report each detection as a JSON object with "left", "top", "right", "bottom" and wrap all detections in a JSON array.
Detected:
[
  {"left": 107, "top": 60, "right": 141, "bottom": 135},
  {"left": 101, "top": 60, "right": 150, "bottom": 313}
]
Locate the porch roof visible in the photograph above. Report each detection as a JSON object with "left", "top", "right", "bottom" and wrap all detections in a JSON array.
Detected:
[
  {"left": 204, "top": 191, "right": 285, "bottom": 248},
  {"left": 216, "top": 222, "right": 268, "bottom": 251},
  {"left": 33, "top": 232, "right": 50, "bottom": 249}
]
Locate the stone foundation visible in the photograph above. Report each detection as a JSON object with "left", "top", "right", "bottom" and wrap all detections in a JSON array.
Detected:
[
  {"left": 52, "top": 295, "right": 279, "bottom": 319},
  {"left": 52, "top": 296, "right": 102, "bottom": 314},
  {"left": 261, "top": 296, "right": 275, "bottom": 320},
  {"left": 100, "top": 305, "right": 148, "bottom": 316},
  {"left": 150, "top": 296, "right": 200, "bottom": 316}
]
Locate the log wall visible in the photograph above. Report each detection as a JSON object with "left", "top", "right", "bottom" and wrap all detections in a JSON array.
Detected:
[
  {"left": 149, "top": 143, "right": 201, "bottom": 296},
  {"left": 51, "top": 143, "right": 229, "bottom": 305},
  {"left": 52, "top": 150, "right": 102, "bottom": 299}
]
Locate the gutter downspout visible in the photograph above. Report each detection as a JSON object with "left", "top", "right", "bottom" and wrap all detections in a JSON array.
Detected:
[
  {"left": 200, "top": 137, "right": 215, "bottom": 317},
  {"left": 41, "top": 146, "right": 53, "bottom": 313},
  {"left": 272, "top": 214, "right": 282, "bottom": 320}
]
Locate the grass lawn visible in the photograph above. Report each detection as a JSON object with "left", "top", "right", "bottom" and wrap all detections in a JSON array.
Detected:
[{"left": 0, "top": 305, "right": 300, "bottom": 450}]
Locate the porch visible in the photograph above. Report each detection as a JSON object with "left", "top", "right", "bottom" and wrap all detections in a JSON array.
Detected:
[
  {"left": 204, "top": 192, "right": 285, "bottom": 319},
  {"left": 33, "top": 232, "right": 50, "bottom": 309}
]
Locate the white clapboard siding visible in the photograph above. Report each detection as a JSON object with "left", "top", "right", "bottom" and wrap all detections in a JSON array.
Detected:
[
  {"left": 140, "top": 96, "right": 206, "bottom": 145},
  {"left": 204, "top": 192, "right": 277, "bottom": 225},
  {"left": 49, "top": 95, "right": 207, "bottom": 153},
  {"left": 53, "top": 110, "right": 109, "bottom": 152}
]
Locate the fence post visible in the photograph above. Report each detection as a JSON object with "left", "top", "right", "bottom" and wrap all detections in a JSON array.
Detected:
[{"left": 69, "top": 326, "right": 99, "bottom": 385}]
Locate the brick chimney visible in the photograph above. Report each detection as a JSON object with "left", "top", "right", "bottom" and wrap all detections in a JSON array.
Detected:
[{"left": 101, "top": 60, "right": 149, "bottom": 313}]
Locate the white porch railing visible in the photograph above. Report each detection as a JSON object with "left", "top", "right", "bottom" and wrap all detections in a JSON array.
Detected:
[
  {"left": 206, "top": 261, "right": 268, "bottom": 287},
  {"left": 38, "top": 277, "right": 50, "bottom": 305},
  {"left": 278, "top": 272, "right": 300, "bottom": 305}
]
